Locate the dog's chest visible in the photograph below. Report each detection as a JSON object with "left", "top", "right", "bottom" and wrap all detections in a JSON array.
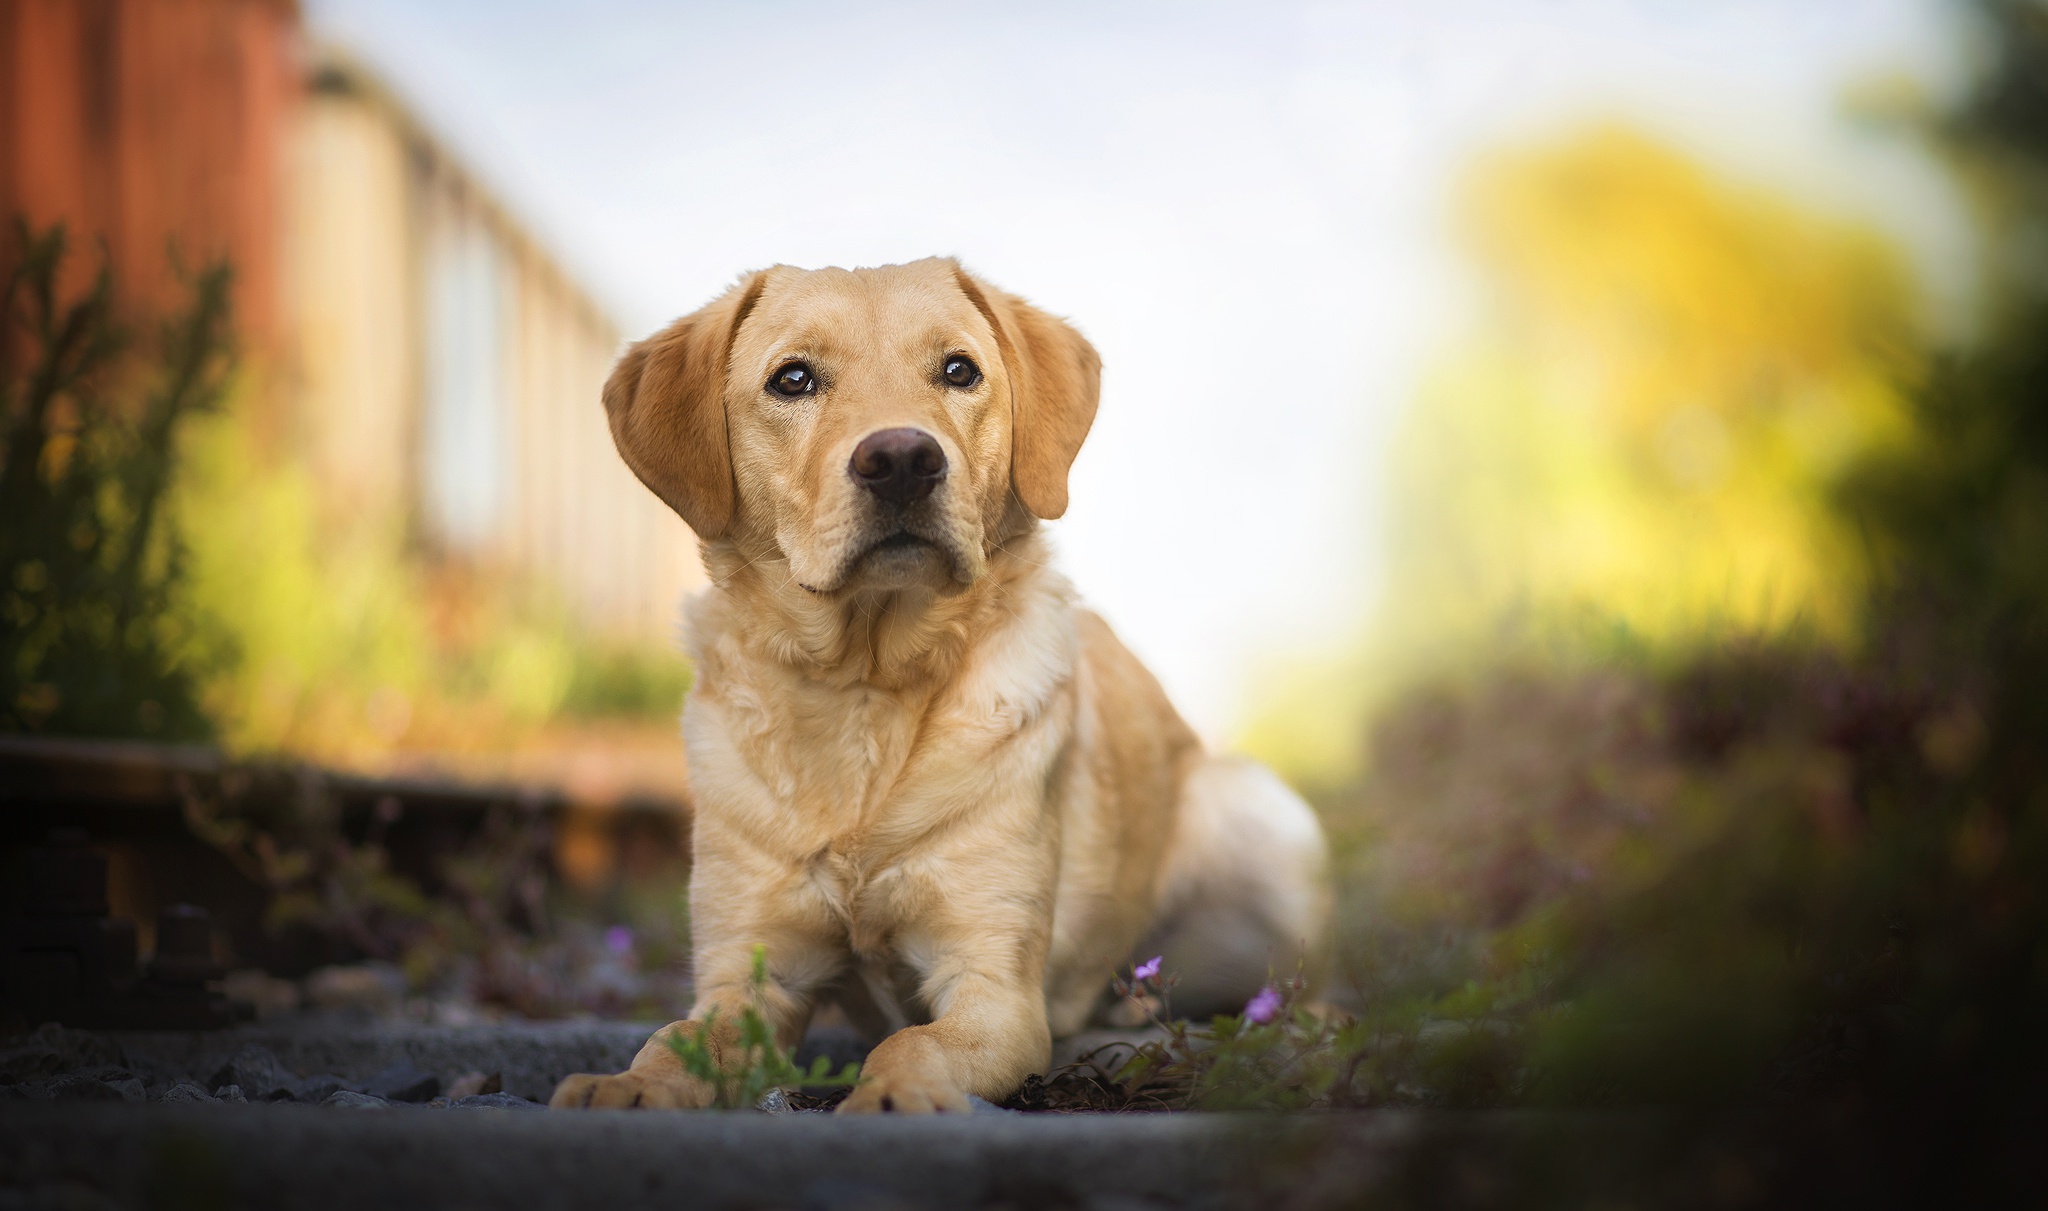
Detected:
[
  {"left": 719, "top": 663, "right": 1009, "bottom": 828},
  {"left": 764, "top": 684, "right": 925, "bottom": 822},
  {"left": 806, "top": 842, "right": 911, "bottom": 959},
  {"left": 692, "top": 624, "right": 1070, "bottom": 955},
  {"left": 760, "top": 691, "right": 988, "bottom": 950}
]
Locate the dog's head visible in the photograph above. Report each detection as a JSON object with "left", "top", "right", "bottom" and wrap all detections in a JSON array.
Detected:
[{"left": 604, "top": 258, "right": 1099, "bottom": 595}]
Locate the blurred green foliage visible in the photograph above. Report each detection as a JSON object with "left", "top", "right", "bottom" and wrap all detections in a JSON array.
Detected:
[
  {"left": 171, "top": 400, "right": 690, "bottom": 762},
  {"left": 1270, "top": 0, "right": 2048, "bottom": 1198},
  {"left": 559, "top": 641, "right": 692, "bottom": 720},
  {"left": 0, "top": 220, "right": 690, "bottom": 760},
  {"left": 0, "top": 219, "right": 696, "bottom": 755},
  {"left": 0, "top": 223, "right": 231, "bottom": 739},
  {"left": 1244, "top": 123, "right": 1919, "bottom": 788}
]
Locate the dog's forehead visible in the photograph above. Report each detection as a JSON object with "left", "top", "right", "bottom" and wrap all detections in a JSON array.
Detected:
[{"left": 743, "top": 260, "right": 985, "bottom": 352}]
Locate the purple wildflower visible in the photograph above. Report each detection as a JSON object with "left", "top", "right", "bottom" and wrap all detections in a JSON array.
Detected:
[
  {"left": 1242, "top": 985, "right": 1284, "bottom": 1024},
  {"left": 604, "top": 925, "right": 635, "bottom": 956},
  {"left": 1133, "top": 955, "right": 1163, "bottom": 982}
]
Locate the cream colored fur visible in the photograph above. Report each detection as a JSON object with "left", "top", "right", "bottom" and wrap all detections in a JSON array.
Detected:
[{"left": 550, "top": 258, "right": 1328, "bottom": 1114}]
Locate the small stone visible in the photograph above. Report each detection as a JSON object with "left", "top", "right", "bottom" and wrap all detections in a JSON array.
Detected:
[
  {"left": 210, "top": 1045, "right": 293, "bottom": 1100},
  {"left": 0, "top": 1083, "right": 55, "bottom": 1101},
  {"left": 323, "top": 1090, "right": 390, "bottom": 1109},
  {"left": 0, "top": 1023, "right": 123, "bottom": 1085},
  {"left": 295, "top": 1074, "right": 356, "bottom": 1103},
  {"left": 756, "top": 1087, "right": 792, "bottom": 1114},
  {"left": 444, "top": 1071, "right": 500, "bottom": 1100},
  {"left": 45, "top": 1074, "right": 129, "bottom": 1102},
  {"left": 363, "top": 1060, "right": 440, "bottom": 1103},
  {"left": 214, "top": 1084, "right": 247, "bottom": 1103},
  {"left": 160, "top": 1082, "right": 218, "bottom": 1104},
  {"left": 449, "top": 1092, "right": 543, "bottom": 1111}
]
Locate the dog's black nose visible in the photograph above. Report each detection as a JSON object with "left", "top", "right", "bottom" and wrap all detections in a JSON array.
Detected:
[{"left": 850, "top": 428, "right": 946, "bottom": 505}]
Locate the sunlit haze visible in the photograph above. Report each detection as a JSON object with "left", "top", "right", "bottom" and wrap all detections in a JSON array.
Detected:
[{"left": 305, "top": 0, "right": 1969, "bottom": 740}]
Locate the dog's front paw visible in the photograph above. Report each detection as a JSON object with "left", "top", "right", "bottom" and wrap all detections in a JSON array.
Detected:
[
  {"left": 836, "top": 1068, "right": 974, "bottom": 1114},
  {"left": 835, "top": 1029, "right": 973, "bottom": 1114},
  {"left": 549, "top": 1068, "right": 711, "bottom": 1110}
]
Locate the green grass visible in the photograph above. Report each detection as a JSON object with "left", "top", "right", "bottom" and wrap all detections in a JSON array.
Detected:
[{"left": 664, "top": 946, "right": 860, "bottom": 1109}]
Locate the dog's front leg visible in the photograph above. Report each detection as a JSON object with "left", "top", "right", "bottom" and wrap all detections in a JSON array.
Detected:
[
  {"left": 551, "top": 891, "right": 838, "bottom": 1110},
  {"left": 546, "top": 1017, "right": 736, "bottom": 1110},
  {"left": 836, "top": 932, "right": 1052, "bottom": 1114},
  {"left": 549, "top": 985, "right": 806, "bottom": 1110}
]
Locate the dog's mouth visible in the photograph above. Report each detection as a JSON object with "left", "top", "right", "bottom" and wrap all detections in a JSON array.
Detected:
[
  {"left": 859, "top": 530, "right": 942, "bottom": 563},
  {"left": 795, "top": 516, "right": 984, "bottom": 596},
  {"left": 830, "top": 528, "right": 961, "bottom": 591}
]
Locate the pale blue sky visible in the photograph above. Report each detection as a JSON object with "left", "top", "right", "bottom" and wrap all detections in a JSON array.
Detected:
[{"left": 307, "top": 0, "right": 1969, "bottom": 740}]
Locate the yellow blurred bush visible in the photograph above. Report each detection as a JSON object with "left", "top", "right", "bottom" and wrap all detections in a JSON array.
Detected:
[
  {"left": 171, "top": 393, "right": 686, "bottom": 767},
  {"left": 1246, "top": 126, "right": 1923, "bottom": 787}
]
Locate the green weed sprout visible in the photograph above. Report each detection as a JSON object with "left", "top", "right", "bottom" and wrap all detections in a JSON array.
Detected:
[{"left": 666, "top": 945, "right": 860, "bottom": 1109}]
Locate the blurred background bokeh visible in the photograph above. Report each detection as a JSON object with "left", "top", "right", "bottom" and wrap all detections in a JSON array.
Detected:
[{"left": 4, "top": 0, "right": 2045, "bottom": 1191}]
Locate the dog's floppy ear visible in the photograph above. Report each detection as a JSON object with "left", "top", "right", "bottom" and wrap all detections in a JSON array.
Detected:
[
  {"left": 951, "top": 264, "right": 1101, "bottom": 520},
  {"left": 603, "top": 271, "right": 770, "bottom": 540}
]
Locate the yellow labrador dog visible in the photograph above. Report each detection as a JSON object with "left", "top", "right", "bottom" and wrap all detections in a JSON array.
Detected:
[{"left": 551, "top": 259, "right": 1328, "bottom": 1114}]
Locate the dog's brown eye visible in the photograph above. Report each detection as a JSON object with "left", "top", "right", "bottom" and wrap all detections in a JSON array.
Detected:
[
  {"left": 769, "top": 362, "right": 815, "bottom": 397},
  {"left": 942, "top": 356, "right": 981, "bottom": 389}
]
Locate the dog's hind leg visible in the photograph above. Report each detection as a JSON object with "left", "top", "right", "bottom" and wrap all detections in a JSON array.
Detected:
[{"left": 1131, "top": 756, "right": 1330, "bottom": 1020}]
